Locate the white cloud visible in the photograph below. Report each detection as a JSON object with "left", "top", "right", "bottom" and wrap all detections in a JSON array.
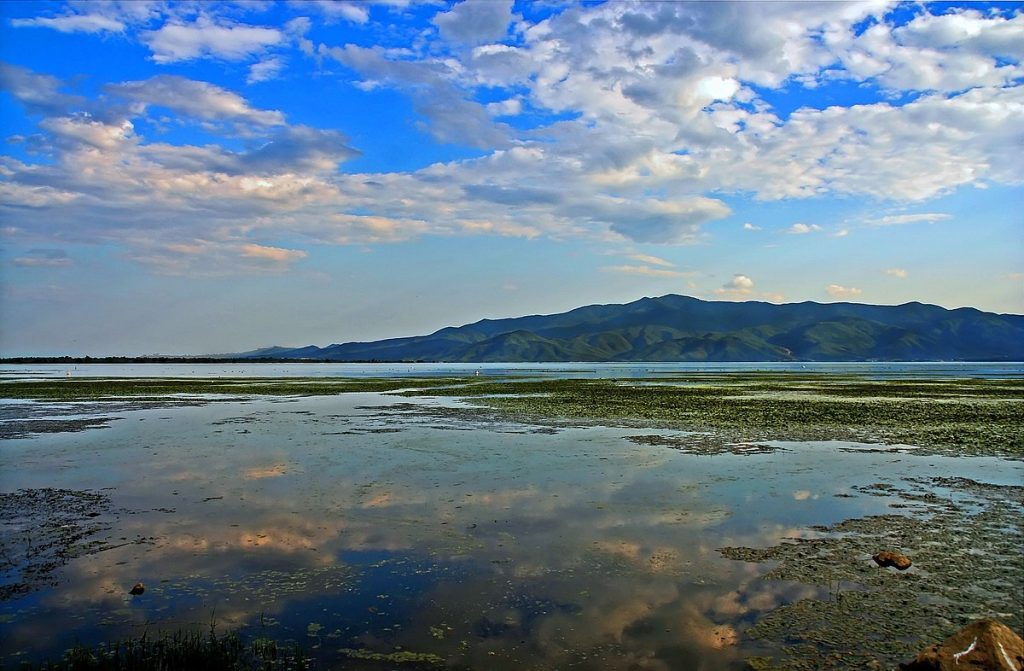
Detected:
[
  {"left": 240, "top": 243, "right": 307, "bottom": 263},
  {"left": 11, "top": 14, "right": 125, "bottom": 34},
  {"left": 868, "top": 213, "right": 952, "bottom": 226},
  {"left": 142, "top": 17, "right": 284, "bottom": 63},
  {"left": 603, "top": 197, "right": 730, "bottom": 244},
  {"left": 838, "top": 10, "right": 1024, "bottom": 93},
  {"left": 884, "top": 268, "right": 908, "bottom": 279},
  {"left": 712, "top": 274, "right": 785, "bottom": 302},
  {"left": 0, "top": 69, "right": 364, "bottom": 274},
  {"left": 714, "top": 274, "right": 755, "bottom": 297},
  {"left": 725, "top": 275, "right": 754, "bottom": 291},
  {"left": 39, "top": 116, "right": 136, "bottom": 151},
  {"left": 788, "top": 223, "right": 822, "bottom": 234},
  {"left": 711, "top": 86, "right": 1024, "bottom": 201},
  {"left": 832, "top": 229, "right": 850, "bottom": 238},
  {"left": 109, "top": 76, "right": 286, "bottom": 126},
  {"left": 0, "top": 62, "right": 86, "bottom": 117},
  {"left": 602, "top": 265, "right": 692, "bottom": 278},
  {"left": 433, "top": 0, "right": 514, "bottom": 45},
  {"left": 486, "top": 98, "right": 521, "bottom": 116},
  {"left": 826, "top": 284, "right": 863, "bottom": 299},
  {"left": 326, "top": 44, "right": 512, "bottom": 149},
  {"left": 627, "top": 253, "right": 674, "bottom": 268},
  {"left": 248, "top": 57, "right": 285, "bottom": 84},
  {"left": 309, "top": 1, "right": 1023, "bottom": 243},
  {"left": 695, "top": 76, "right": 741, "bottom": 103},
  {"left": 3, "top": 2, "right": 1023, "bottom": 280},
  {"left": 298, "top": 1, "right": 370, "bottom": 24}
]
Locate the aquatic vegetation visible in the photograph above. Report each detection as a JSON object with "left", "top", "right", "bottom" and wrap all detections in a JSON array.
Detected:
[
  {"left": 5, "top": 373, "right": 1020, "bottom": 457},
  {"left": 0, "top": 417, "right": 119, "bottom": 440},
  {"left": 0, "top": 489, "right": 120, "bottom": 600},
  {"left": 719, "top": 477, "right": 1024, "bottom": 670},
  {"left": 2, "top": 369, "right": 1021, "bottom": 670},
  {"left": 625, "top": 433, "right": 780, "bottom": 455},
  {"left": 24, "top": 628, "right": 310, "bottom": 670},
  {"left": 339, "top": 647, "right": 446, "bottom": 665},
  {"left": 0, "top": 376, "right": 468, "bottom": 401},
  {"left": 414, "top": 374, "right": 1024, "bottom": 457}
]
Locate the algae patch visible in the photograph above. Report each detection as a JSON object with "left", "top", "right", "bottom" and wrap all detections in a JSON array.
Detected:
[
  {"left": 412, "top": 375, "right": 1024, "bottom": 458},
  {"left": 339, "top": 647, "right": 445, "bottom": 665},
  {"left": 719, "top": 477, "right": 1024, "bottom": 670},
  {"left": 626, "top": 433, "right": 780, "bottom": 456},
  {"left": 0, "top": 489, "right": 119, "bottom": 600}
]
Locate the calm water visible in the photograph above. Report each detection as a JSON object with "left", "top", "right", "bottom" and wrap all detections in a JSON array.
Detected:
[
  {"left": 0, "top": 365, "right": 1021, "bottom": 668},
  {"left": 3, "top": 360, "right": 1023, "bottom": 380}
]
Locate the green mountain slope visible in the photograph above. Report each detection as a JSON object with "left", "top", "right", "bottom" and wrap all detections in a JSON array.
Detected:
[{"left": 235, "top": 295, "right": 1024, "bottom": 362}]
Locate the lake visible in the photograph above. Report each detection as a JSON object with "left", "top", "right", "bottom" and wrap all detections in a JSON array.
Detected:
[
  {"left": 1, "top": 364, "right": 1021, "bottom": 669},
  {"left": 4, "top": 360, "right": 1023, "bottom": 380}
]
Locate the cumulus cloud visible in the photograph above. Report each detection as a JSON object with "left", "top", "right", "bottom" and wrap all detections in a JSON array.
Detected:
[
  {"left": 238, "top": 125, "right": 360, "bottom": 173},
  {"left": 724, "top": 275, "right": 754, "bottom": 291},
  {"left": 714, "top": 274, "right": 755, "bottom": 298},
  {"left": 142, "top": 17, "right": 283, "bottom": 63},
  {"left": 485, "top": 98, "right": 521, "bottom": 116},
  {"left": 710, "top": 86, "right": 1023, "bottom": 201},
  {"left": 109, "top": 75, "right": 286, "bottom": 126},
  {"left": 604, "top": 197, "right": 730, "bottom": 244},
  {"left": 0, "top": 62, "right": 86, "bottom": 117},
  {"left": 324, "top": 44, "right": 512, "bottom": 149},
  {"left": 884, "top": 268, "right": 908, "bottom": 278},
  {"left": 3, "top": 1, "right": 1023, "bottom": 279},
  {"left": 838, "top": 10, "right": 1024, "bottom": 92},
  {"left": 300, "top": 1, "right": 1021, "bottom": 248},
  {"left": 248, "top": 57, "right": 286, "bottom": 84},
  {"left": 298, "top": 1, "right": 370, "bottom": 24},
  {"left": 433, "top": 0, "right": 514, "bottom": 45},
  {"left": 0, "top": 67, "right": 363, "bottom": 273},
  {"left": 712, "top": 274, "right": 785, "bottom": 302},
  {"left": 826, "top": 284, "right": 863, "bottom": 299}
]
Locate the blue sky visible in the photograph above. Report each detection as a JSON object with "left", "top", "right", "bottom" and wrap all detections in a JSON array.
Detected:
[{"left": 0, "top": 0, "right": 1021, "bottom": 356}]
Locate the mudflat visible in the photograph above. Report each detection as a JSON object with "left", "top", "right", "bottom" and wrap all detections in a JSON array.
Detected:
[{"left": 1, "top": 371, "right": 1021, "bottom": 670}]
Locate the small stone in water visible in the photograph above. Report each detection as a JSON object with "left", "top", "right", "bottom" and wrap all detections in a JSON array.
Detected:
[
  {"left": 873, "top": 551, "right": 912, "bottom": 570},
  {"left": 129, "top": 583, "right": 145, "bottom": 595}
]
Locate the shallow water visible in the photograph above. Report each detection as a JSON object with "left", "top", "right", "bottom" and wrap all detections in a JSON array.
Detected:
[
  {"left": 1, "top": 388, "right": 1020, "bottom": 669},
  {"left": 3, "top": 360, "right": 1023, "bottom": 380}
]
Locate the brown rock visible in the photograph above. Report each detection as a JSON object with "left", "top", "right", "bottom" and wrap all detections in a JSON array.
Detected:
[
  {"left": 129, "top": 582, "right": 145, "bottom": 595},
  {"left": 873, "top": 550, "right": 912, "bottom": 570},
  {"left": 900, "top": 618, "right": 1024, "bottom": 670}
]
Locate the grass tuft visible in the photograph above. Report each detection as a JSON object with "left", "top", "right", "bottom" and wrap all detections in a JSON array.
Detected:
[{"left": 22, "top": 628, "right": 310, "bottom": 671}]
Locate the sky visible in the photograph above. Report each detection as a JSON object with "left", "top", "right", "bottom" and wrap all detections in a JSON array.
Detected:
[{"left": 0, "top": 0, "right": 1021, "bottom": 356}]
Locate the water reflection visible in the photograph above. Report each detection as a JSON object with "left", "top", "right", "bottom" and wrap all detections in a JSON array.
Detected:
[{"left": 0, "top": 393, "right": 1017, "bottom": 668}]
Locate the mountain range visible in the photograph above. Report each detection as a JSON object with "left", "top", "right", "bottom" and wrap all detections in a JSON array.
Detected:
[{"left": 236, "top": 295, "right": 1024, "bottom": 362}]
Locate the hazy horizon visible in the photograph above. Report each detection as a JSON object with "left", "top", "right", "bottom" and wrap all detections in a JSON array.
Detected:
[{"left": 2, "top": 1, "right": 1022, "bottom": 357}]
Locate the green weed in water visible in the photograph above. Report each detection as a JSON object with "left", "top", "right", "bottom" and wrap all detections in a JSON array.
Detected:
[{"left": 22, "top": 628, "right": 310, "bottom": 671}]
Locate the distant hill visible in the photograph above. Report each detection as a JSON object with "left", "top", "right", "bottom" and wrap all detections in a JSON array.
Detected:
[{"left": 233, "top": 295, "right": 1024, "bottom": 362}]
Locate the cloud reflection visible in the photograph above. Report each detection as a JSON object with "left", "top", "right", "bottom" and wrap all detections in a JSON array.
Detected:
[{"left": 0, "top": 393, "right": 928, "bottom": 669}]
